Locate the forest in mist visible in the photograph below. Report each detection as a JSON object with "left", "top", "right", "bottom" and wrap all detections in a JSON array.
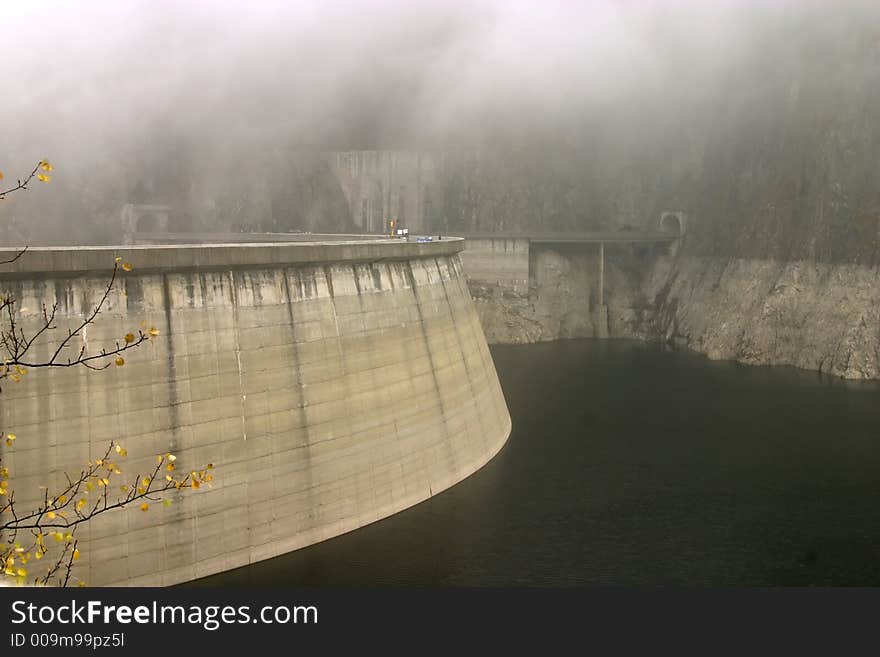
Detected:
[{"left": 1, "top": 0, "right": 878, "bottom": 261}]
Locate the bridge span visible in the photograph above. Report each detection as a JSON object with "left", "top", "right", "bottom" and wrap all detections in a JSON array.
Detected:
[
  {"left": 454, "top": 230, "right": 679, "bottom": 245},
  {"left": 457, "top": 229, "right": 681, "bottom": 323}
]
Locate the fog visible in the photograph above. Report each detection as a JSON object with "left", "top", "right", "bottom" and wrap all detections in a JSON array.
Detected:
[{"left": 1, "top": 0, "right": 878, "bottom": 245}]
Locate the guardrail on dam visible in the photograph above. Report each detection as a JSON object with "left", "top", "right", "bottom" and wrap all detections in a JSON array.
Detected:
[{"left": 0, "top": 238, "right": 512, "bottom": 586}]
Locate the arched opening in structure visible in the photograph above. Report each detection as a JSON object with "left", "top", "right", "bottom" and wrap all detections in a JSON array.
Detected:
[
  {"left": 135, "top": 213, "right": 159, "bottom": 233},
  {"left": 660, "top": 212, "right": 684, "bottom": 237}
]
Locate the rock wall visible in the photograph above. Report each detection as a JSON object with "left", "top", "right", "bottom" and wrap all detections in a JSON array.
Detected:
[
  {"left": 641, "top": 254, "right": 880, "bottom": 380},
  {"left": 463, "top": 237, "right": 880, "bottom": 380},
  {"left": 0, "top": 238, "right": 511, "bottom": 585}
]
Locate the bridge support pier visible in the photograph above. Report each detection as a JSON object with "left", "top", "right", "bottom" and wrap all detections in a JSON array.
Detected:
[{"left": 595, "top": 241, "right": 608, "bottom": 338}]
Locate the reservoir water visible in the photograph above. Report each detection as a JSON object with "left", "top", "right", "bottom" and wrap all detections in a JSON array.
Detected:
[{"left": 193, "top": 339, "right": 880, "bottom": 586}]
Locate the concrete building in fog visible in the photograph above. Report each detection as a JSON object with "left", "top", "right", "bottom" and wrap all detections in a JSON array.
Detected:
[{"left": 331, "top": 151, "right": 443, "bottom": 234}]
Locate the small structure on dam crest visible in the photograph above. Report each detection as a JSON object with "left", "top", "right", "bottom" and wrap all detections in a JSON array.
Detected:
[{"left": 0, "top": 237, "right": 511, "bottom": 586}]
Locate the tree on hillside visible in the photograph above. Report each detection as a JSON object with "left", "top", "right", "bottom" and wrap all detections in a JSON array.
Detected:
[{"left": 0, "top": 161, "right": 212, "bottom": 586}]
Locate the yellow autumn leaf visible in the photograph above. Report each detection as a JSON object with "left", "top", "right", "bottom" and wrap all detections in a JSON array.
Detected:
[
  {"left": 36, "top": 174, "right": 50, "bottom": 183},
  {"left": 163, "top": 498, "right": 171, "bottom": 507},
  {"left": 57, "top": 494, "right": 67, "bottom": 505},
  {"left": 167, "top": 463, "right": 175, "bottom": 471},
  {"left": 53, "top": 532, "right": 64, "bottom": 542},
  {"left": 167, "top": 454, "right": 177, "bottom": 462},
  {"left": 47, "top": 511, "right": 56, "bottom": 520},
  {"left": 121, "top": 262, "right": 132, "bottom": 272},
  {"left": 124, "top": 333, "right": 135, "bottom": 344},
  {"left": 39, "top": 160, "right": 53, "bottom": 172},
  {"left": 34, "top": 551, "right": 42, "bottom": 560},
  {"left": 141, "top": 477, "right": 150, "bottom": 487},
  {"left": 140, "top": 503, "right": 149, "bottom": 512},
  {"left": 120, "top": 484, "right": 129, "bottom": 493},
  {"left": 16, "top": 568, "right": 26, "bottom": 577},
  {"left": 191, "top": 479, "right": 200, "bottom": 489},
  {"left": 78, "top": 581, "right": 86, "bottom": 587},
  {"left": 76, "top": 499, "right": 86, "bottom": 511},
  {"left": 0, "top": 171, "right": 3, "bottom": 180},
  {"left": 72, "top": 548, "right": 80, "bottom": 561},
  {"left": 115, "top": 256, "right": 122, "bottom": 263},
  {"left": 115, "top": 356, "right": 125, "bottom": 367},
  {"left": 148, "top": 327, "right": 160, "bottom": 337}
]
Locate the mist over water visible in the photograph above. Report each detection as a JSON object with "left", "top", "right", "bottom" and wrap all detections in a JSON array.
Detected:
[{"left": 1, "top": 1, "right": 878, "bottom": 246}]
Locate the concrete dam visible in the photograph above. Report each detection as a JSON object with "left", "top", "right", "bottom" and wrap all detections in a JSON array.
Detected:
[{"left": 0, "top": 238, "right": 511, "bottom": 586}]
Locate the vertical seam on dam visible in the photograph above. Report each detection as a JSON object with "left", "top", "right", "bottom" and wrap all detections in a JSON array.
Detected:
[
  {"left": 323, "top": 265, "right": 335, "bottom": 298},
  {"left": 228, "top": 270, "right": 248, "bottom": 442},
  {"left": 281, "top": 267, "right": 316, "bottom": 527},
  {"left": 161, "top": 271, "right": 189, "bottom": 579},
  {"left": 435, "top": 257, "right": 490, "bottom": 445},
  {"left": 161, "top": 272, "right": 181, "bottom": 452},
  {"left": 406, "top": 260, "right": 455, "bottom": 477},
  {"left": 453, "top": 254, "right": 510, "bottom": 431}
]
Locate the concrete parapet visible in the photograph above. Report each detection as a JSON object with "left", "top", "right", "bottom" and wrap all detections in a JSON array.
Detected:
[{"left": 0, "top": 237, "right": 465, "bottom": 276}]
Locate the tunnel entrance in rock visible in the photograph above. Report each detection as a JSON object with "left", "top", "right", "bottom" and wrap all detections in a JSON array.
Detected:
[{"left": 659, "top": 211, "right": 686, "bottom": 237}]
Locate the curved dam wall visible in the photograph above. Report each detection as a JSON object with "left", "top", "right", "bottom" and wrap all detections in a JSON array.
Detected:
[{"left": 0, "top": 238, "right": 511, "bottom": 586}]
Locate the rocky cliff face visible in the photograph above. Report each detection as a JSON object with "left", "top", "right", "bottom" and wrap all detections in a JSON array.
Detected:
[
  {"left": 641, "top": 255, "right": 880, "bottom": 379},
  {"left": 467, "top": 240, "right": 880, "bottom": 380}
]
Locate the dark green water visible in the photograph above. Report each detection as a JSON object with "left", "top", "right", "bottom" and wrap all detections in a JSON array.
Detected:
[{"left": 193, "top": 339, "right": 880, "bottom": 586}]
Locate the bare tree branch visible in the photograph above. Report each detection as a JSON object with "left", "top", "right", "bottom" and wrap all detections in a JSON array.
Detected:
[
  {"left": 0, "top": 233, "right": 214, "bottom": 586},
  {"left": 0, "top": 162, "right": 42, "bottom": 200},
  {"left": 0, "top": 246, "right": 27, "bottom": 265}
]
